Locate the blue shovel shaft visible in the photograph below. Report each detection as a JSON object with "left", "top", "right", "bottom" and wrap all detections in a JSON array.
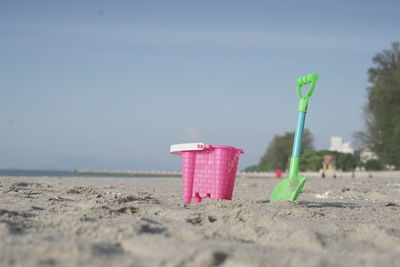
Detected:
[
  {"left": 288, "top": 111, "right": 306, "bottom": 178},
  {"left": 292, "top": 111, "right": 306, "bottom": 158}
]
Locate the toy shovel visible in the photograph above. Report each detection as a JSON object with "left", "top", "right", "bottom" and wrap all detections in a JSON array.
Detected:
[{"left": 270, "top": 73, "right": 319, "bottom": 202}]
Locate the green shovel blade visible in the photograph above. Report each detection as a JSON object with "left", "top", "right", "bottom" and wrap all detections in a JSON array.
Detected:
[{"left": 270, "top": 175, "right": 307, "bottom": 202}]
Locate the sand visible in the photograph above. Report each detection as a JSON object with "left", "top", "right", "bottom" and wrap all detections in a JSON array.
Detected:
[{"left": 0, "top": 174, "right": 399, "bottom": 267}]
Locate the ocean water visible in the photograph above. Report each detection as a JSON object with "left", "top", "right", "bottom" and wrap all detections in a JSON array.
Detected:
[{"left": 0, "top": 169, "right": 169, "bottom": 178}]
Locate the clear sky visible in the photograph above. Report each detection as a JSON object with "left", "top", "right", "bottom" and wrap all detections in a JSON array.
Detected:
[{"left": 1, "top": 0, "right": 399, "bottom": 171}]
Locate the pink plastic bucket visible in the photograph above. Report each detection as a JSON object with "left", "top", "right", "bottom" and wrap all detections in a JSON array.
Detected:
[{"left": 170, "top": 143, "right": 244, "bottom": 204}]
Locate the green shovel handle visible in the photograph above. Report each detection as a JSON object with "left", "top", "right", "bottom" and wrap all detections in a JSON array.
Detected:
[{"left": 296, "top": 73, "right": 319, "bottom": 112}]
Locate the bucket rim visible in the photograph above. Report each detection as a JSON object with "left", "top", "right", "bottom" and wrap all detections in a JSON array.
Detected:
[
  {"left": 170, "top": 143, "right": 244, "bottom": 154},
  {"left": 208, "top": 145, "right": 244, "bottom": 153}
]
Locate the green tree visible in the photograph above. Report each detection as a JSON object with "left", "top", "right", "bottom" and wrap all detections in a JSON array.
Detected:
[
  {"left": 318, "top": 150, "right": 359, "bottom": 171},
  {"left": 335, "top": 152, "right": 358, "bottom": 171},
  {"left": 300, "top": 149, "right": 321, "bottom": 171},
  {"left": 363, "top": 42, "right": 400, "bottom": 167},
  {"left": 258, "top": 129, "right": 314, "bottom": 171},
  {"left": 365, "top": 159, "right": 382, "bottom": 171},
  {"left": 243, "top": 165, "right": 258, "bottom": 172}
]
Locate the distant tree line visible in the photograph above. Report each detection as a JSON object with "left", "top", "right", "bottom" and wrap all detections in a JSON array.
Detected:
[
  {"left": 244, "top": 129, "right": 380, "bottom": 172},
  {"left": 256, "top": 129, "right": 313, "bottom": 172},
  {"left": 244, "top": 129, "right": 368, "bottom": 172}
]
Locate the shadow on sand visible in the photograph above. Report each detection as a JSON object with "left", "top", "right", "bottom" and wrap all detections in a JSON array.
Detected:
[{"left": 298, "top": 201, "right": 361, "bottom": 209}]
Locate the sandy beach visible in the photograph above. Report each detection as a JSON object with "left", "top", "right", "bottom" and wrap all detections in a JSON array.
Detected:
[{"left": 0, "top": 174, "right": 399, "bottom": 267}]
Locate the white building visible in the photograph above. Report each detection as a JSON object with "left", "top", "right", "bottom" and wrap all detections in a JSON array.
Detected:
[
  {"left": 360, "top": 147, "right": 378, "bottom": 163},
  {"left": 329, "top": 136, "right": 354, "bottom": 154}
]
